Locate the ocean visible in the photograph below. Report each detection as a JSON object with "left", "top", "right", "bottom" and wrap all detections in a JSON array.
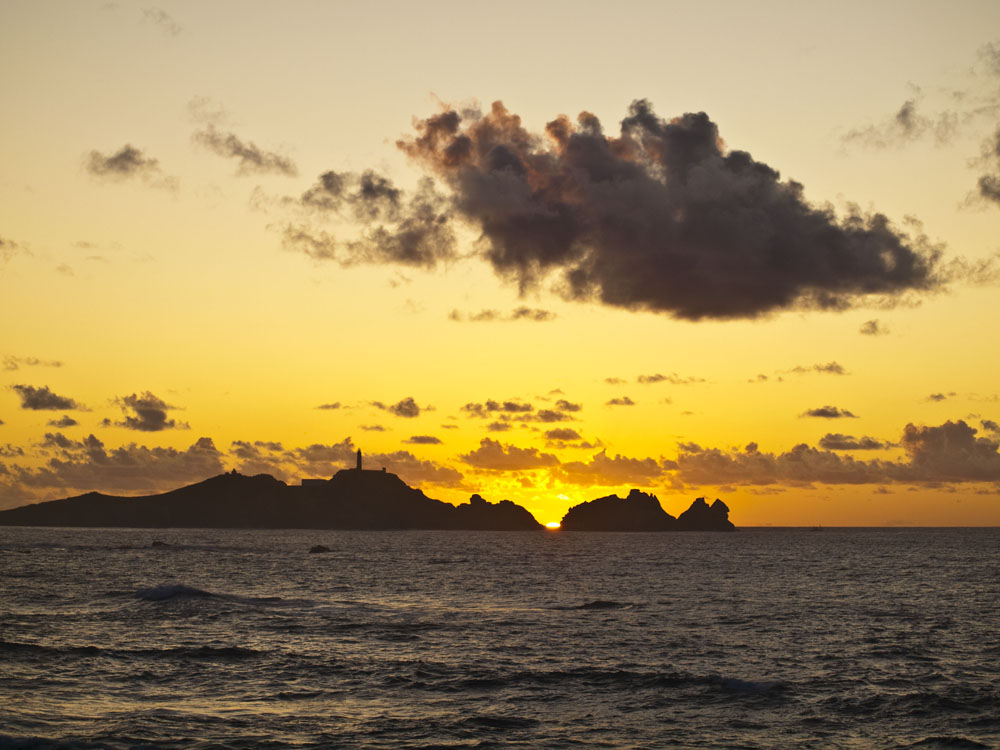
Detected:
[{"left": 1, "top": 526, "right": 998, "bottom": 749}]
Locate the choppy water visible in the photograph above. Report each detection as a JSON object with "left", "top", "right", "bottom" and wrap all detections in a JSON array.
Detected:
[{"left": 1, "top": 526, "right": 998, "bottom": 749}]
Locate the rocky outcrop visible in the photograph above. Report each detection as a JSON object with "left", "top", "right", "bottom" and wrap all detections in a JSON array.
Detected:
[{"left": 560, "top": 491, "right": 736, "bottom": 531}]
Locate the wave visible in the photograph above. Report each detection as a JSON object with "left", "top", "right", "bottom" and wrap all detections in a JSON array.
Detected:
[
  {"left": 0, "top": 639, "right": 262, "bottom": 661},
  {"left": 134, "top": 584, "right": 216, "bottom": 601},
  {"left": 554, "top": 600, "right": 632, "bottom": 610}
]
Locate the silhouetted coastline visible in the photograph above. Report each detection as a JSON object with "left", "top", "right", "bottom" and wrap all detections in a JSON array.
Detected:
[{"left": 0, "top": 466, "right": 736, "bottom": 531}]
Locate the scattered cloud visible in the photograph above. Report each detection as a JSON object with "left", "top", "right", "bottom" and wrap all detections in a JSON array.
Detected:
[
  {"left": 1, "top": 236, "right": 22, "bottom": 263},
  {"left": 604, "top": 377, "right": 625, "bottom": 385},
  {"left": 976, "top": 125, "right": 1000, "bottom": 206},
  {"left": 860, "top": 319, "right": 888, "bottom": 336},
  {"left": 817, "top": 433, "right": 889, "bottom": 451},
  {"left": 606, "top": 396, "right": 635, "bottom": 406},
  {"left": 982, "top": 419, "right": 1000, "bottom": 434},
  {"left": 404, "top": 435, "right": 442, "bottom": 444},
  {"left": 788, "top": 362, "right": 848, "bottom": 376},
  {"left": 449, "top": 307, "right": 556, "bottom": 322},
  {"left": 283, "top": 170, "right": 455, "bottom": 267},
  {"left": 383, "top": 397, "right": 421, "bottom": 418},
  {"left": 395, "top": 99, "right": 944, "bottom": 320},
  {"left": 85, "top": 144, "right": 176, "bottom": 189},
  {"left": 360, "top": 424, "right": 386, "bottom": 432},
  {"left": 111, "top": 391, "right": 187, "bottom": 431},
  {"left": 11, "top": 385, "right": 81, "bottom": 411},
  {"left": 927, "top": 392, "right": 956, "bottom": 402},
  {"left": 316, "top": 402, "right": 341, "bottom": 410},
  {"left": 3, "top": 355, "right": 63, "bottom": 371},
  {"left": 555, "top": 399, "right": 582, "bottom": 412},
  {"left": 46, "top": 415, "right": 79, "bottom": 428},
  {"left": 462, "top": 400, "right": 534, "bottom": 418},
  {"left": 802, "top": 406, "right": 858, "bottom": 419},
  {"left": 460, "top": 438, "right": 559, "bottom": 471},
  {"left": 555, "top": 450, "right": 667, "bottom": 487},
  {"left": 842, "top": 93, "right": 957, "bottom": 149},
  {"left": 192, "top": 124, "right": 297, "bottom": 177},
  {"left": 141, "top": 7, "right": 182, "bottom": 36},
  {"left": 636, "top": 372, "right": 705, "bottom": 385},
  {"left": 486, "top": 421, "right": 512, "bottom": 432},
  {"left": 10, "top": 435, "right": 223, "bottom": 496},
  {"left": 675, "top": 419, "right": 1000, "bottom": 487}
]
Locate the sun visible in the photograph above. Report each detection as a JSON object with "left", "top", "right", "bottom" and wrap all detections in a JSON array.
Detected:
[{"left": 545, "top": 522, "right": 561, "bottom": 530}]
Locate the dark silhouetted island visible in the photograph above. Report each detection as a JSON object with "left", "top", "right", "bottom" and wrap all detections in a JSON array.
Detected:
[
  {"left": 0, "top": 467, "right": 544, "bottom": 530},
  {"left": 560, "top": 489, "right": 735, "bottom": 531},
  {"left": 0, "top": 456, "right": 737, "bottom": 531}
]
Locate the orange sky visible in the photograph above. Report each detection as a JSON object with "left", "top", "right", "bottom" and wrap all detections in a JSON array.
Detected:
[{"left": 2, "top": 1, "right": 1000, "bottom": 525}]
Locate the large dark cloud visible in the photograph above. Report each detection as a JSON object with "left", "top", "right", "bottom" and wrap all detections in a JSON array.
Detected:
[
  {"left": 86, "top": 145, "right": 175, "bottom": 189},
  {"left": 111, "top": 392, "right": 187, "bottom": 432},
  {"left": 11, "top": 385, "right": 80, "bottom": 411},
  {"left": 284, "top": 171, "right": 455, "bottom": 267},
  {"left": 192, "top": 125, "right": 297, "bottom": 176},
  {"left": 395, "top": 100, "right": 943, "bottom": 320}
]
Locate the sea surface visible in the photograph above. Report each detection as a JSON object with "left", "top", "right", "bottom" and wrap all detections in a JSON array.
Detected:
[{"left": 1, "top": 526, "right": 998, "bottom": 749}]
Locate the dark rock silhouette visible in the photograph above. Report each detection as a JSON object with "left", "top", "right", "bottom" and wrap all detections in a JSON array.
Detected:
[
  {"left": 0, "top": 468, "right": 543, "bottom": 530},
  {"left": 676, "top": 497, "right": 736, "bottom": 531},
  {"left": 560, "top": 490, "right": 735, "bottom": 531}
]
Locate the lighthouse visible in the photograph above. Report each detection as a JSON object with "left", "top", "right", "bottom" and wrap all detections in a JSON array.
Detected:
[{"left": 356, "top": 448, "right": 362, "bottom": 471}]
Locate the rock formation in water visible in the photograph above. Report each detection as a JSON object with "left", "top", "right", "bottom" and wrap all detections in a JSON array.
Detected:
[
  {"left": 0, "top": 469, "right": 543, "bottom": 531},
  {"left": 560, "top": 490, "right": 735, "bottom": 531}
]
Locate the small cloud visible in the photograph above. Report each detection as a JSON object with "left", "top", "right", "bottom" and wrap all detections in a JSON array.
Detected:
[
  {"left": 801, "top": 406, "right": 858, "bottom": 419},
  {"left": 818, "top": 433, "right": 888, "bottom": 450},
  {"left": 486, "top": 421, "right": 512, "bottom": 432},
  {"left": 47, "top": 415, "right": 79, "bottom": 428},
  {"left": 403, "top": 435, "right": 442, "bottom": 445},
  {"left": 141, "top": 7, "right": 182, "bottom": 36},
  {"left": 860, "top": 319, "right": 888, "bottom": 336},
  {"left": 112, "top": 391, "right": 187, "bottom": 431},
  {"left": 554, "top": 399, "right": 582, "bottom": 412},
  {"left": 787, "top": 361, "right": 848, "bottom": 376},
  {"left": 982, "top": 419, "right": 1000, "bottom": 433},
  {"left": 388, "top": 397, "right": 420, "bottom": 418},
  {"left": 606, "top": 396, "right": 635, "bottom": 406},
  {"left": 192, "top": 125, "right": 297, "bottom": 177},
  {"left": 926, "top": 392, "right": 956, "bottom": 402},
  {"left": 545, "top": 428, "right": 581, "bottom": 441},
  {"left": 604, "top": 377, "right": 625, "bottom": 385},
  {"left": 11, "top": 385, "right": 80, "bottom": 411},
  {"left": 316, "top": 402, "right": 341, "bottom": 410},
  {"left": 3, "top": 355, "right": 63, "bottom": 371},
  {"left": 450, "top": 307, "right": 556, "bottom": 322},
  {"left": 360, "top": 424, "right": 386, "bottom": 432},
  {"left": 56, "top": 263, "right": 75, "bottom": 276},
  {"left": 636, "top": 372, "right": 704, "bottom": 385},
  {"left": 85, "top": 144, "right": 176, "bottom": 189}
]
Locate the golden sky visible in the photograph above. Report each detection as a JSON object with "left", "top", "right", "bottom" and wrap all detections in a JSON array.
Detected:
[{"left": 2, "top": 0, "right": 1000, "bottom": 525}]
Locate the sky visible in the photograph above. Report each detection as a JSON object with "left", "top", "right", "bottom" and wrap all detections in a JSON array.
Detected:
[{"left": 2, "top": 0, "right": 1000, "bottom": 526}]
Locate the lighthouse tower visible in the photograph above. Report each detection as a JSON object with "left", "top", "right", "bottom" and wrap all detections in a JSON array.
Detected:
[{"left": 356, "top": 448, "right": 362, "bottom": 471}]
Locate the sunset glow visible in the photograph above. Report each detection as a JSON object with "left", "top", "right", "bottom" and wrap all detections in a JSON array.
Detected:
[{"left": 2, "top": 1, "right": 1000, "bottom": 525}]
